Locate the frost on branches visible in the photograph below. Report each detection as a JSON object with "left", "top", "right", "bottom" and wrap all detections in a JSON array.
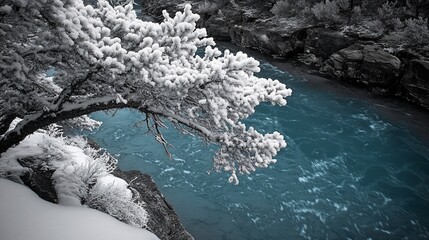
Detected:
[{"left": 0, "top": 0, "right": 292, "bottom": 184}]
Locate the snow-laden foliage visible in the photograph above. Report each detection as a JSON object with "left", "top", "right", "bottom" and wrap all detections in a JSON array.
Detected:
[
  {"left": 0, "top": 120, "right": 149, "bottom": 228},
  {"left": 271, "top": 0, "right": 292, "bottom": 17},
  {"left": 61, "top": 115, "right": 103, "bottom": 131},
  {"left": 271, "top": 0, "right": 312, "bottom": 18},
  {"left": 335, "top": 0, "right": 350, "bottom": 11},
  {"left": 86, "top": 176, "right": 149, "bottom": 228},
  {"left": 403, "top": 17, "right": 429, "bottom": 45},
  {"left": 0, "top": 0, "right": 292, "bottom": 184},
  {"left": 311, "top": 0, "right": 341, "bottom": 24},
  {"left": 197, "top": 1, "right": 219, "bottom": 14}
]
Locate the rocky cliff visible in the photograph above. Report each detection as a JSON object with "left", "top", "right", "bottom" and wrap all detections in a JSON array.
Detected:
[
  {"left": 113, "top": 169, "right": 194, "bottom": 240},
  {"left": 141, "top": 0, "right": 429, "bottom": 110}
]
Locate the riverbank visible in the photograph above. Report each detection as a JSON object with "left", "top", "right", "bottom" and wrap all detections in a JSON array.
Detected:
[
  {"left": 0, "top": 128, "right": 193, "bottom": 240},
  {"left": 86, "top": 62, "right": 429, "bottom": 239},
  {"left": 219, "top": 41, "right": 429, "bottom": 143},
  {"left": 141, "top": 0, "right": 429, "bottom": 110}
]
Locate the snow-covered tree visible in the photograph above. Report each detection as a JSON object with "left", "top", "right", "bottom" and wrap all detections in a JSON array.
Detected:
[{"left": 0, "top": 0, "right": 291, "bottom": 183}]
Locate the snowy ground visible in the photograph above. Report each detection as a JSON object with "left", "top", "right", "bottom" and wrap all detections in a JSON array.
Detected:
[
  {"left": 0, "top": 178, "right": 158, "bottom": 240},
  {"left": 0, "top": 118, "right": 158, "bottom": 239}
]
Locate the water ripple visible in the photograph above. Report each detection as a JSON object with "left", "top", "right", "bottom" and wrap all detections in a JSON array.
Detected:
[{"left": 85, "top": 56, "right": 429, "bottom": 239}]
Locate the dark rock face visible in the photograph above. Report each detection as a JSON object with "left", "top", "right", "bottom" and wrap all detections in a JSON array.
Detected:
[
  {"left": 321, "top": 43, "right": 402, "bottom": 93},
  {"left": 18, "top": 158, "right": 58, "bottom": 203},
  {"left": 140, "top": 0, "right": 429, "bottom": 110},
  {"left": 141, "top": 0, "right": 184, "bottom": 21},
  {"left": 321, "top": 43, "right": 429, "bottom": 107},
  {"left": 203, "top": 15, "right": 231, "bottom": 41},
  {"left": 229, "top": 20, "right": 312, "bottom": 59},
  {"left": 113, "top": 169, "right": 194, "bottom": 240},
  {"left": 401, "top": 59, "right": 429, "bottom": 109},
  {"left": 305, "top": 28, "right": 356, "bottom": 60}
]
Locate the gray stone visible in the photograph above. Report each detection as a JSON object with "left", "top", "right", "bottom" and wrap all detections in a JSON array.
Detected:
[
  {"left": 322, "top": 43, "right": 402, "bottom": 90},
  {"left": 401, "top": 59, "right": 429, "bottom": 109},
  {"left": 203, "top": 15, "right": 231, "bottom": 41},
  {"left": 18, "top": 157, "right": 58, "bottom": 203},
  {"left": 229, "top": 20, "right": 312, "bottom": 59},
  {"left": 305, "top": 28, "right": 356, "bottom": 60},
  {"left": 113, "top": 169, "right": 194, "bottom": 240}
]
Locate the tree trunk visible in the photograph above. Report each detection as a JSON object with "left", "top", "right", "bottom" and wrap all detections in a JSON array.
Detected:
[
  {"left": 347, "top": 0, "right": 355, "bottom": 24},
  {"left": 0, "top": 114, "right": 18, "bottom": 136},
  {"left": 0, "top": 98, "right": 144, "bottom": 155}
]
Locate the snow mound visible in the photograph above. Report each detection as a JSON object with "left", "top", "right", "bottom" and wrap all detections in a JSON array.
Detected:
[{"left": 0, "top": 178, "right": 159, "bottom": 240}]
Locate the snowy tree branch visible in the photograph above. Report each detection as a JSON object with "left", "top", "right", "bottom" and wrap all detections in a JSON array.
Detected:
[
  {"left": 0, "top": 96, "right": 141, "bottom": 154},
  {"left": 0, "top": 0, "right": 292, "bottom": 183}
]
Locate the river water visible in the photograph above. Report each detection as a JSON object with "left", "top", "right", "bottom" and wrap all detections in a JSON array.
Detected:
[{"left": 86, "top": 43, "right": 429, "bottom": 239}]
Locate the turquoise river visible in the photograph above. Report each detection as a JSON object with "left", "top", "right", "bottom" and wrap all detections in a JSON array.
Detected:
[{"left": 86, "top": 44, "right": 429, "bottom": 240}]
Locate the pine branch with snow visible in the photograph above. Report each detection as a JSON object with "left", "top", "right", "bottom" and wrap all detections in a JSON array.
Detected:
[{"left": 0, "top": 0, "right": 292, "bottom": 183}]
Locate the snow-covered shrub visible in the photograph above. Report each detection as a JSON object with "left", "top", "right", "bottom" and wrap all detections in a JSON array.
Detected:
[
  {"left": 45, "top": 124, "right": 64, "bottom": 139},
  {"left": 359, "top": 19, "right": 386, "bottom": 37},
  {"left": 271, "top": 0, "right": 312, "bottom": 18},
  {"left": 296, "top": 0, "right": 313, "bottom": 18},
  {"left": 344, "top": 19, "right": 386, "bottom": 39},
  {"left": 335, "top": 0, "right": 349, "bottom": 11},
  {"left": 41, "top": 125, "right": 146, "bottom": 225},
  {"left": 377, "top": 1, "right": 396, "bottom": 24},
  {"left": 61, "top": 115, "right": 102, "bottom": 132},
  {"left": 36, "top": 127, "right": 99, "bottom": 205},
  {"left": 69, "top": 155, "right": 111, "bottom": 186},
  {"left": 378, "top": 1, "right": 394, "bottom": 18},
  {"left": 390, "top": 18, "right": 404, "bottom": 31},
  {"left": 367, "top": 19, "right": 385, "bottom": 33},
  {"left": 52, "top": 167, "right": 88, "bottom": 206},
  {"left": 403, "top": 17, "right": 429, "bottom": 45},
  {"left": 38, "top": 131, "right": 69, "bottom": 163},
  {"left": 85, "top": 178, "right": 149, "bottom": 228},
  {"left": 376, "top": 2, "right": 408, "bottom": 31},
  {"left": 198, "top": 1, "right": 219, "bottom": 14},
  {"left": 83, "top": 148, "right": 117, "bottom": 174},
  {"left": 0, "top": 115, "right": 149, "bottom": 225},
  {"left": 350, "top": 6, "right": 363, "bottom": 24},
  {"left": 271, "top": 0, "right": 292, "bottom": 17},
  {"left": 311, "top": 0, "right": 341, "bottom": 24}
]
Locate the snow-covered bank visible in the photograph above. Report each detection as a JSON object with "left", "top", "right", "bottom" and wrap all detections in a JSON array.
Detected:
[
  {"left": 0, "top": 178, "right": 159, "bottom": 240},
  {"left": 0, "top": 118, "right": 193, "bottom": 239}
]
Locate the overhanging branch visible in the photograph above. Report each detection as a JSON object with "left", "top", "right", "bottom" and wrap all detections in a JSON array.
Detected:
[
  {"left": 0, "top": 96, "right": 219, "bottom": 157},
  {"left": 0, "top": 96, "right": 144, "bottom": 155},
  {"left": 147, "top": 107, "right": 218, "bottom": 142}
]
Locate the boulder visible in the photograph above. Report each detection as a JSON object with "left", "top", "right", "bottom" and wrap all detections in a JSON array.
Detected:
[
  {"left": 203, "top": 15, "right": 231, "bottom": 41},
  {"left": 321, "top": 43, "right": 402, "bottom": 93},
  {"left": 229, "top": 19, "right": 311, "bottom": 59},
  {"left": 305, "top": 28, "right": 356, "bottom": 60},
  {"left": 400, "top": 59, "right": 429, "bottom": 109},
  {"left": 113, "top": 169, "right": 194, "bottom": 240},
  {"left": 18, "top": 158, "right": 58, "bottom": 203},
  {"left": 141, "top": 0, "right": 191, "bottom": 22}
]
